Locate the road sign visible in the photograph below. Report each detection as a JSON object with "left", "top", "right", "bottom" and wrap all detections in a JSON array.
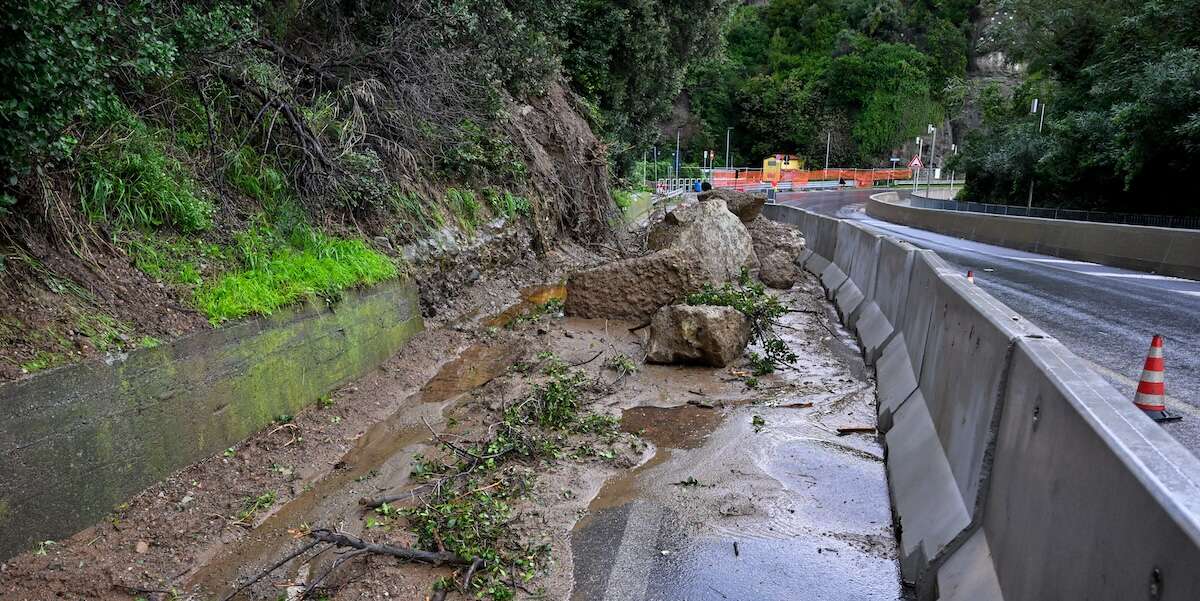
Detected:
[{"left": 908, "top": 155, "right": 923, "bottom": 169}]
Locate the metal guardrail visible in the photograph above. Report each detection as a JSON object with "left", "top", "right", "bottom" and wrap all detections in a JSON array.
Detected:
[{"left": 908, "top": 195, "right": 1200, "bottom": 231}]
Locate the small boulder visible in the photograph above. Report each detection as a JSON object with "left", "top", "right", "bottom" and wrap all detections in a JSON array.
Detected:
[
  {"left": 565, "top": 248, "right": 711, "bottom": 321},
  {"left": 645, "top": 305, "right": 751, "bottom": 367},
  {"left": 698, "top": 189, "right": 766, "bottom": 223},
  {"left": 758, "top": 252, "right": 799, "bottom": 289},
  {"left": 647, "top": 199, "right": 756, "bottom": 282}
]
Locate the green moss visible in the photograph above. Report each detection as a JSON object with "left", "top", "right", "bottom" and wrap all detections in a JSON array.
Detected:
[{"left": 195, "top": 233, "right": 397, "bottom": 323}]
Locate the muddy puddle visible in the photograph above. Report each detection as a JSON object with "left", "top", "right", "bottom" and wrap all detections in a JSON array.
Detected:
[
  {"left": 484, "top": 283, "right": 566, "bottom": 328},
  {"left": 187, "top": 339, "right": 522, "bottom": 597}
]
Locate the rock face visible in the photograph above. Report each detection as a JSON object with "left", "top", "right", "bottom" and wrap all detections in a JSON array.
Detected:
[
  {"left": 565, "top": 248, "right": 711, "bottom": 321},
  {"left": 746, "top": 216, "right": 807, "bottom": 289},
  {"left": 698, "top": 189, "right": 766, "bottom": 223},
  {"left": 647, "top": 199, "right": 756, "bottom": 281},
  {"left": 645, "top": 305, "right": 751, "bottom": 367}
]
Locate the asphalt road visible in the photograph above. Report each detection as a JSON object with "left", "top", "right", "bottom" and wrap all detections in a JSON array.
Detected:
[{"left": 777, "top": 189, "right": 1200, "bottom": 454}]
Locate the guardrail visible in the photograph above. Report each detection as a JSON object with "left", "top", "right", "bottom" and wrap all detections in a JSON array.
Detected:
[
  {"left": 763, "top": 202, "right": 1200, "bottom": 600},
  {"left": 868, "top": 192, "right": 1200, "bottom": 280},
  {"left": 907, "top": 195, "right": 1200, "bottom": 230}
]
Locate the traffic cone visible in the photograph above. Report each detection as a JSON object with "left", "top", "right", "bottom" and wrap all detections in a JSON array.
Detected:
[
  {"left": 1134, "top": 335, "right": 1181, "bottom": 422},
  {"left": 966, "top": 270, "right": 975, "bottom": 284}
]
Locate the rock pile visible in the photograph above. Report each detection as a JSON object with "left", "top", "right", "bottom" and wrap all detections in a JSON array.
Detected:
[{"left": 565, "top": 191, "right": 805, "bottom": 366}]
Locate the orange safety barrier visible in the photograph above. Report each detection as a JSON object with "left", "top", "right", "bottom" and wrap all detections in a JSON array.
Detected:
[{"left": 711, "top": 168, "right": 913, "bottom": 191}]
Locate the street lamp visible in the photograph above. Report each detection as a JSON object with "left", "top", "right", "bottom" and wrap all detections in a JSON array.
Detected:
[
  {"left": 926, "top": 123, "right": 937, "bottom": 199},
  {"left": 1027, "top": 98, "right": 1046, "bottom": 208},
  {"left": 914, "top": 136, "right": 923, "bottom": 193},
  {"left": 949, "top": 144, "right": 958, "bottom": 199},
  {"left": 725, "top": 127, "right": 732, "bottom": 169}
]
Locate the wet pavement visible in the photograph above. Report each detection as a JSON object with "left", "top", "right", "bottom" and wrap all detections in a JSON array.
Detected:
[
  {"left": 778, "top": 189, "right": 1200, "bottom": 455},
  {"left": 570, "top": 284, "right": 905, "bottom": 601}
]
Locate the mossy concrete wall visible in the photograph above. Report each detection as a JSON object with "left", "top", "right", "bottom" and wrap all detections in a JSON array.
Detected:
[{"left": 0, "top": 279, "right": 422, "bottom": 560}]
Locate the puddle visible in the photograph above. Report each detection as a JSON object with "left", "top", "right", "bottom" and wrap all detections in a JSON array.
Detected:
[
  {"left": 579, "top": 404, "right": 728, "bottom": 517},
  {"left": 484, "top": 283, "right": 566, "bottom": 328},
  {"left": 417, "top": 342, "right": 523, "bottom": 402},
  {"left": 187, "top": 340, "right": 521, "bottom": 597},
  {"left": 619, "top": 405, "right": 727, "bottom": 450}
]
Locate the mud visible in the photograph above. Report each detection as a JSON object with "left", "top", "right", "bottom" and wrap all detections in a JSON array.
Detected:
[{"left": 1, "top": 246, "right": 903, "bottom": 601}]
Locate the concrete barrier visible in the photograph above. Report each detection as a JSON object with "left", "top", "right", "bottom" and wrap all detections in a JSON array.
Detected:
[
  {"left": 965, "top": 337, "right": 1200, "bottom": 601},
  {"left": 868, "top": 192, "right": 1200, "bottom": 280},
  {"left": 760, "top": 202, "right": 1200, "bottom": 600},
  {"left": 0, "top": 279, "right": 423, "bottom": 560}
]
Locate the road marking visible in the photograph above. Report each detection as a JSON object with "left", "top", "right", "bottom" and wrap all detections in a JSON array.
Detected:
[
  {"left": 1011, "top": 257, "right": 1098, "bottom": 265},
  {"left": 1086, "top": 272, "right": 1180, "bottom": 281}
]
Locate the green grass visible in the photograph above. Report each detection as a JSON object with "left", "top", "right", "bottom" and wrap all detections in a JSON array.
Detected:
[
  {"left": 195, "top": 232, "right": 396, "bottom": 323},
  {"left": 21, "top": 351, "right": 65, "bottom": 373},
  {"left": 613, "top": 189, "right": 633, "bottom": 213},
  {"left": 483, "top": 188, "right": 530, "bottom": 219},
  {"left": 446, "top": 187, "right": 482, "bottom": 232},
  {"left": 389, "top": 190, "right": 444, "bottom": 239},
  {"left": 79, "top": 96, "right": 214, "bottom": 233}
]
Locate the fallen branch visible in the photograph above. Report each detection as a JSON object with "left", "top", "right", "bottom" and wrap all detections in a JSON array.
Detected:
[
  {"left": 835, "top": 426, "right": 877, "bottom": 436},
  {"left": 431, "top": 556, "right": 485, "bottom": 601},
  {"left": 310, "top": 529, "right": 468, "bottom": 566},
  {"left": 220, "top": 539, "right": 322, "bottom": 601}
]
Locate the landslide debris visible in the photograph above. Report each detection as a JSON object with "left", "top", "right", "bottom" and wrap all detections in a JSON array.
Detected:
[
  {"left": 644, "top": 304, "right": 751, "bottom": 367},
  {"left": 697, "top": 188, "right": 766, "bottom": 223}
]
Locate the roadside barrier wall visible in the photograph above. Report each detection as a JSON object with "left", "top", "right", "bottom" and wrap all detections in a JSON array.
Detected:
[
  {"left": 868, "top": 192, "right": 1200, "bottom": 280},
  {"left": 763, "top": 202, "right": 1200, "bottom": 600},
  {"left": 0, "top": 279, "right": 423, "bottom": 560}
]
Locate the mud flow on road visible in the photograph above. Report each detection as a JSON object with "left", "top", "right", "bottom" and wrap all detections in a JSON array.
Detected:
[
  {"left": 1, "top": 271, "right": 903, "bottom": 600},
  {"left": 569, "top": 280, "right": 902, "bottom": 601}
]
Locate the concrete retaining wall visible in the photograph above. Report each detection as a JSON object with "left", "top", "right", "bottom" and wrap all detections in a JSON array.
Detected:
[
  {"left": 867, "top": 192, "right": 1200, "bottom": 280},
  {"left": 0, "top": 279, "right": 423, "bottom": 560},
  {"left": 764, "top": 202, "right": 1200, "bottom": 600}
]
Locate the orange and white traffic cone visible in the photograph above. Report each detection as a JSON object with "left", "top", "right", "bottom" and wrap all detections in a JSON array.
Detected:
[{"left": 1134, "top": 335, "right": 1181, "bottom": 422}]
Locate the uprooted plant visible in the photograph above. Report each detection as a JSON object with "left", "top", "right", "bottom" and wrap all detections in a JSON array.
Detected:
[
  {"left": 685, "top": 278, "right": 798, "bottom": 375},
  {"left": 233, "top": 353, "right": 626, "bottom": 600}
]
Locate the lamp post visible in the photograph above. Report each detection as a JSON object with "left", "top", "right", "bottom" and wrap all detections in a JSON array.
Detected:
[
  {"left": 949, "top": 144, "right": 958, "bottom": 199},
  {"left": 675, "top": 130, "right": 681, "bottom": 180},
  {"left": 926, "top": 124, "right": 937, "bottom": 199},
  {"left": 725, "top": 127, "right": 732, "bottom": 169},
  {"left": 914, "top": 136, "right": 923, "bottom": 193},
  {"left": 1027, "top": 98, "right": 1046, "bottom": 208},
  {"left": 824, "top": 131, "right": 832, "bottom": 173}
]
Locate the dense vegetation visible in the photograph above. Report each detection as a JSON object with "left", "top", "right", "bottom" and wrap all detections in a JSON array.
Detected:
[
  {"left": 682, "top": 0, "right": 975, "bottom": 167},
  {"left": 953, "top": 0, "right": 1200, "bottom": 214},
  {"left": 0, "top": 0, "right": 732, "bottom": 374}
]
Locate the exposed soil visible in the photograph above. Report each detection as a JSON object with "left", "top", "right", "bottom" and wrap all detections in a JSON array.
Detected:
[{"left": 1, "top": 204, "right": 900, "bottom": 600}]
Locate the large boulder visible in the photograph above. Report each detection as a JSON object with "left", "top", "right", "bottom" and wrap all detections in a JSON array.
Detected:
[
  {"left": 647, "top": 199, "right": 756, "bottom": 282},
  {"left": 697, "top": 189, "right": 765, "bottom": 223},
  {"left": 644, "top": 305, "right": 751, "bottom": 367},
  {"left": 565, "top": 248, "right": 711, "bottom": 321},
  {"left": 746, "top": 216, "right": 806, "bottom": 263},
  {"left": 746, "top": 217, "right": 806, "bottom": 289}
]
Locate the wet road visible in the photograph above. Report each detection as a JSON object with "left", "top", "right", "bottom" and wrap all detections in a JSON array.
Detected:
[
  {"left": 570, "top": 286, "right": 905, "bottom": 600},
  {"left": 777, "top": 190, "right": 1200, "bottom": 454}
]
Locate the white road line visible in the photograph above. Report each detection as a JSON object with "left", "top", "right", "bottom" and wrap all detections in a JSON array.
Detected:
[{"left": 1010, "top": 257, "right": 1098, "bottom": 265}]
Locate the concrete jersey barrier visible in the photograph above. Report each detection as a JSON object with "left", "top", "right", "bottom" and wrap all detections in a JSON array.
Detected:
[
  {"left": 762, "top": 203, "right": 1200, "bottom": 600},
  {"left": 867, "top": 192, "right": 1200, "bottom": 281}
]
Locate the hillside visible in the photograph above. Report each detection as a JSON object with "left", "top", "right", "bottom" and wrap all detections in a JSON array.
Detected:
[{"left": 0, "top": 0, "right": 732, "bottom": 380}]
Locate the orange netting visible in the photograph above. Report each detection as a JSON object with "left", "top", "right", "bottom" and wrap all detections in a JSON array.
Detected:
[{"left": 711, "top": 168, "right": 913, "bottom": 191}]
